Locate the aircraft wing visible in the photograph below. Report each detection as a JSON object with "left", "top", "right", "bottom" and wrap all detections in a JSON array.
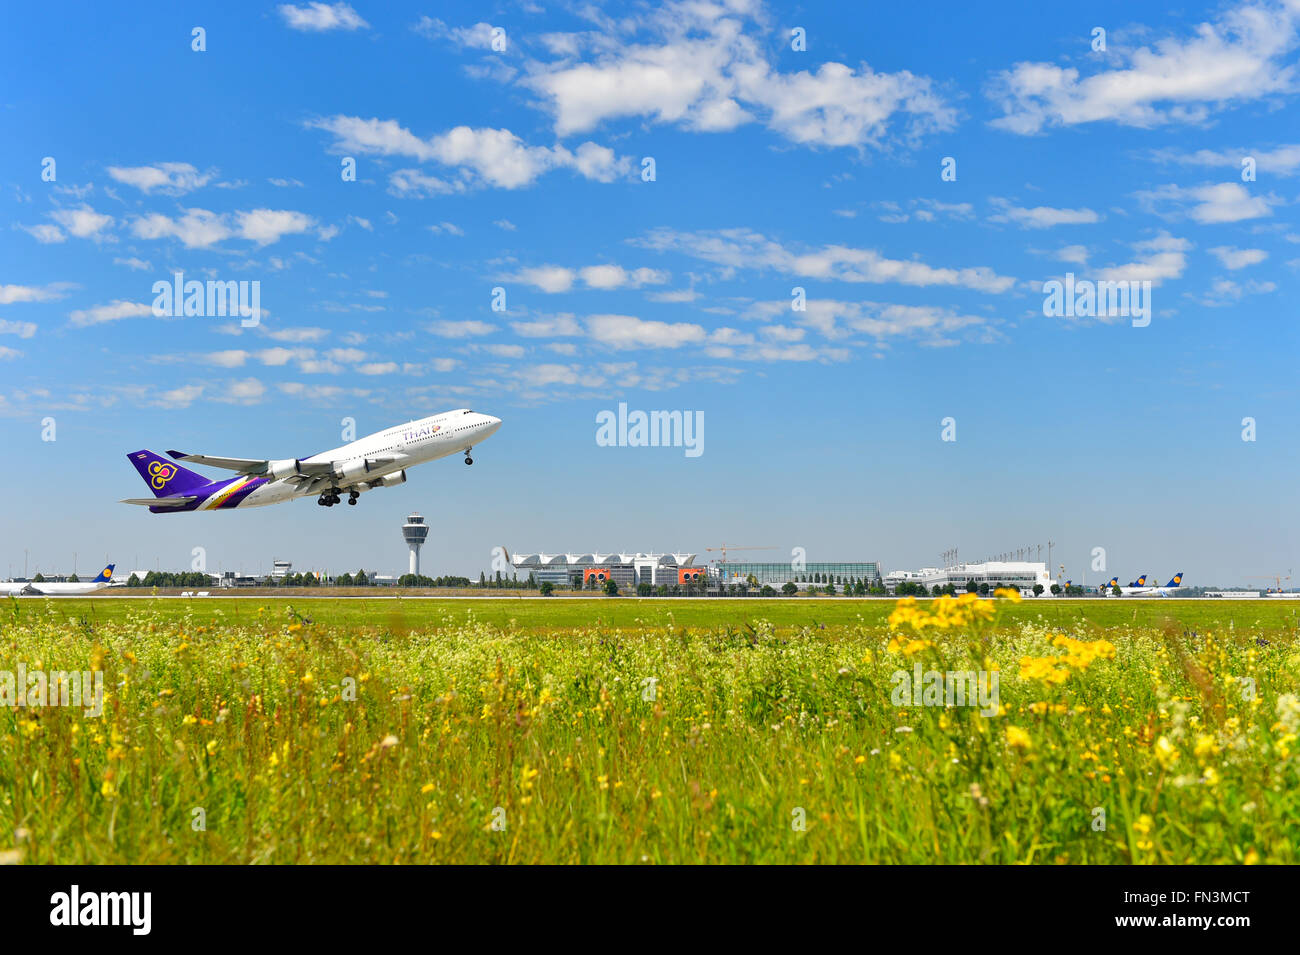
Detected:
[
  {"left": 167, "top": 450, "right": 335, "bottom": 476},
  {"left": 120, "top": 496, "right": 200, "bottom": 507}
]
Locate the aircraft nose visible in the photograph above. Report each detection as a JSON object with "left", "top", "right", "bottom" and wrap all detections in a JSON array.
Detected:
[{"left": 486, "top": 415, "right": 502, "bottom": 431}]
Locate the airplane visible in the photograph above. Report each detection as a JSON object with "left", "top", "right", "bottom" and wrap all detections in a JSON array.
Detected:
[
  {"left": 1098, "top": 576, "right": 1120, "bottom": 594},
  {"left": 121, "top": 409, "right": 502, "bottom": 513},
  {"left": 1125, "top": 573, "right": 1185, "bottom": 597},
  {"left": 1118, "top": 574, "right": 1151, "bottom": 596},
  {"left": 0, "top": 565, "right": 116, "bottom": 596}
]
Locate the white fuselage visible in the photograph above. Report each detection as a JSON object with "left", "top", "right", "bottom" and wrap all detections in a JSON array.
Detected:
[
  {"left": 0, "top": 580, "right": 113, "bottom": 596},
  {"left": 233, "top": 408, "right": 502, "bottom": 508}
]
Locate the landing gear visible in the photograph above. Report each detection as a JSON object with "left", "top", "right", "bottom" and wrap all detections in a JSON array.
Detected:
[
  {"left": 318, "top": 489, "right": 344, "bottom": 507},
  {"left": 348, "top": 490, "right": 359, "bottom": 506},
  {"left": 464, "top": 447, "right": 474, "bottom": 466}
]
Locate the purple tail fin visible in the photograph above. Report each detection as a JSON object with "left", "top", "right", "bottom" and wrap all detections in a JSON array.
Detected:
[{"left": 127, "top": 450, "right": 211, "bottom": 497}]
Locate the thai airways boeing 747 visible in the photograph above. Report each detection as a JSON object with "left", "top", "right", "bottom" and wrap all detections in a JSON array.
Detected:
[{"left": 122, "top": 409, "right": 501, "bottom": 513}]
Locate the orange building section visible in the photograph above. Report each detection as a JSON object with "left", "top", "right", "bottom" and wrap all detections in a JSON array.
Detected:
[
  {"left": 677, "top": 567, "right": 706, "bottom": 584},
  {"left": 584, "top": 568, "right": 611, "bottom": 583}
]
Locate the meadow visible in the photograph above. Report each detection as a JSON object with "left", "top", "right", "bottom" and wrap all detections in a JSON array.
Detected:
[{"left": 2, "top": 595, "right": 1298, "bottom": 863}]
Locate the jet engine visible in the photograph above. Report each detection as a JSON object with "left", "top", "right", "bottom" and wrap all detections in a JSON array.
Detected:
[{"left": 267, "top": 458, "right": 303, "bottom": 479}]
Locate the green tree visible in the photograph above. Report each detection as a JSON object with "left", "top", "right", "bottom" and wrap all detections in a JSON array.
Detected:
[
  {"left": 603, "top": 578, "right": 619, "bottom": 596},
  {"left": 1033, "top": 583, "right": 1045, "bottom": 596},
  {"left": 539, "top": 581, "right": 554, "bottom": 596},
  {"left": 781, "top": 582, "right": 798, "bottom": 596}
]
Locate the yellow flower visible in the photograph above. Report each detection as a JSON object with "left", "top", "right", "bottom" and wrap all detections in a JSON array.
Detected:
[
  {"left": 1132, "top": 814, "right": 1153, "bottom": 835},
  {"left": 1154, "top": 736, "right": 1180, "bottom": 769},
  {"left": 993, "top": 587, "right": 1022, "bottom": 602},
  {"left": 1005, "top": 726, "right": 1033, "bottom": 750}
]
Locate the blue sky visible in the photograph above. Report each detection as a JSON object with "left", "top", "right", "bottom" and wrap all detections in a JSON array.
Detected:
[{"left": 0, "top": 0, "right": 1296, "bottom": 585}]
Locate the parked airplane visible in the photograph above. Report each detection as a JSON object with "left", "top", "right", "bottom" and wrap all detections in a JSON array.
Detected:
[
  {"left": 121, "top": 409, "right": 502, "bottom": 513},
  {"left": 1125, "top": 573, "right": 1185, "bottom": 597},
  {"left": 1119, "top": 574, "right": 1151, "bottom": 595},
  {"left": 1098, "top": 576, "right": 1120, "bottom": 594},
  {"left": 0, "top": 565, "right": 116, "bottom": 596}
]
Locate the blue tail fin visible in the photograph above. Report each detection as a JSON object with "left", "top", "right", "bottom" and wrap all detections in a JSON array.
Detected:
[
  {"left": 91, "top": 564, "right": 115, "bottom": 583},
  {"left": 1165, "top": 573, "right": 1183, "bottom": 588},
  {"left": 127, "top": 450, "right": 210, "bottom": 497}
]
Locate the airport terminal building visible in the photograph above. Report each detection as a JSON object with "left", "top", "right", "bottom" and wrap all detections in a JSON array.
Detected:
[
  {"left": 886, "top": 561, "right": 1051, "bottom": 593},
  {"left": 717, "top": 561, "right": 884, "bottom": 589},
  {"left": 509, "top": 552, "right": 705, "bottom": 588}
]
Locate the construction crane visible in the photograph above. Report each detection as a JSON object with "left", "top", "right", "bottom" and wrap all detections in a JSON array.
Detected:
[
  {"left": 1247, "top": 571, "right": 1293, "bottom": 593},
  {"left": 705, "top": 544, "right": 777, "bottom": 564}
]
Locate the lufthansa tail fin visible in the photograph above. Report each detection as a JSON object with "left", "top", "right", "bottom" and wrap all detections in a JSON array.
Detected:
[
  {"left": 91, "top": 564, "right": 115, "bottom": 583},
  {"left": 127, "top": 450, "right": 210, "bottom": 498},
  {"left": 1165, "top": 573, "right": 1184, "bottom": 588}
]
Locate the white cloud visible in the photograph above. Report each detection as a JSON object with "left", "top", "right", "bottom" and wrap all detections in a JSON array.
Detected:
[
  {"left": 1148, "top": 144, "right": 1300, "bottom": 177},
  {"left": 68, "top": 300, "right": 153, "bottom": 326},
  {"left": 262, "top": 326, "right": 329, "bottom": 343},
  {"left": 514, "top": 266, "right": 575, "bottom": 293},
  {"left": 586, "top": 314, "right": 706, "bottom": 349},
  {"left": 357, "top": 362, "right": 399, "bottom": 375},
  {"left": 256, "top": 347, "right": 314, "bottom": 366},
  {"left": 1057, "top": 245, "right": 1090, "bottom": 266},
  {"left": 50, "top": 205, "right": 114, "bottom": 239},
  {"left": 414, "top": 18, "right": 498, "bottom": 49},
  {"left": 481, "top": 343, "right": 525, "bottom": 358},
  {"left": 519, "top": 1, "right": 954, "bottom": 149},
  {"left": 214, "top": 378, "right": 267, "bottom": 404},
  {"left": 130, "top": 207, "right": 316, "bottom": 247},
  {"left": 1095, "top": 232, "right": 1191, "bottom": 285},
  {"left": 0, "top": 320, "right": 37, "bottom": 338},
  {"left": 0, "top": 346, "right": 21, "bottom": 360},
  {"left": 429, "top": 320, "right": 495, "bottom": 337},
  {"left": 151, "top": 384, "right": 204, "bottom": 409},
  {"left": 309, "top": 116, "right": 630, "bottom": 191},
  {"left": 635, "top": 227, "right": 1016, "bottom": 293},
  {"left": 236, "top": 209, "right": 317, "bottom": 245},
  {"left": 0, "top": 283, "right": 70, "bottom": 305},
  {"left": 206, "top": 349, "right": 249, "bottom": 368},
  {"left": 1136, "top": 182, "right": 1276, "bottom": 223},
  {"left": 511, "top": 314, "right": 582, "bottom": 337},
  {"left": 1197, "top": 276, "right": 1278, "bottom": 305},
  {"left": 107, "top": 162, "right": 212, "bottom": 195},
  {"left": 114, "top": 256, "right": 152, "bottom": 270},
  {"left": 427, "top": 221, "right": 465, "bottom": 236},
  {"left": 580, "top": 264, "right": 669, "bottom": 289},
  {"left": 1208, "top": 245, "right": 1268, "bottom": 269},
  {"left": 749, "top": 298, "right": 991, "bottom": 343},
  {"left": 278, "top": 3, "right": 368, "bottom": 32},
  {"left": 989, "top": 199, "right": 1101, "bottom": 228},
  {"left": 988, "top": 2, "right": 1300, "bottom": 134},
  {"left": 21, "top": 224, "right": 66, "bottom": 243}
]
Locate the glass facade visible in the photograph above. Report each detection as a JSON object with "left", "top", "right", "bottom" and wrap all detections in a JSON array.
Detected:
[{"left": 718, "top": 562, "right": 883, "bottom": 586}]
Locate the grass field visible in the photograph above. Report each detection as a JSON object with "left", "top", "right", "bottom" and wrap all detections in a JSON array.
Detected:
[{"left": 3, "top": 595, "right": 1298, "bottom": 863}]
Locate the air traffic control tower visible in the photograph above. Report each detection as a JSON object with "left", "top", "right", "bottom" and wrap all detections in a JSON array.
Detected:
[{"left": 402, "top": 513, "right": 429, "bottom": 576}]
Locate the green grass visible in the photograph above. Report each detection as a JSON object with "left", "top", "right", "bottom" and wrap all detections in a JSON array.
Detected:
[
  {"left": 2, "top": 595, "right": 1298, "bottom": 863},
  {"left": 47, "top": 594, "right": 1300, "bottom": 635}
]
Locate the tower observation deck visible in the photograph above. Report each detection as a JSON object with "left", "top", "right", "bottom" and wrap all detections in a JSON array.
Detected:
[{"left": 402, "top": 513, "right": 429, "bottom": 577}]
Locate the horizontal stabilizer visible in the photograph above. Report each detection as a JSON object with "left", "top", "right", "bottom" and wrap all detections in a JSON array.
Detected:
[{"left": 120, "top": 496, "right": 199, "bottom": 507}]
